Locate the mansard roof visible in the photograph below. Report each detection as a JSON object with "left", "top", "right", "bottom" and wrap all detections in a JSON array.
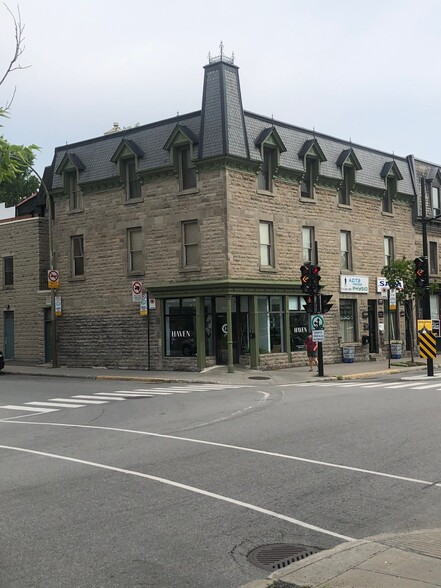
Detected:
[
  {"left": 255, "top": 127, "right": 287, "bottom": 152},
  {"left": 163, "top": 124, "right": 199, "bottom": 151},
  {"left": 55, "top": 152, "right": 85, "bottom": 175},
  {"left": 50, "top": 58, "right": 431, "bottom": 198}
]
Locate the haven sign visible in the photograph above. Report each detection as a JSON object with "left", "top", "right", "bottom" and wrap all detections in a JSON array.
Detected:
[{"left": 340, "top": 275, "right": 369, "bottom": 293}]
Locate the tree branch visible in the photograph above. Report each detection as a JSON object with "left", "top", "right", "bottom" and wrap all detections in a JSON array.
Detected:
[{"left": 0, "top": 3, "right": 31, "bottom": 110}]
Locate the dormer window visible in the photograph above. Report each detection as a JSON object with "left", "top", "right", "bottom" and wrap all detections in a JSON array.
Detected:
[
  {"left": 122, "top": 157, "right": 141, "bottom": 200},
  {"left": 110, "top": 139, "right": 145, "bottom": 202},
  {"left": 300, "top": 158, "right": 316, "bottom": 199},
  {"left": 258, "top": 147, "right": 277, "bottom": 192},
  {"left": 255, "top": 127, "right": 287, "bottom": 194},
  {"left": 383, "top": 177, "right": 396, "bottom": 213},
  {"left": 380, "top": 161, "right": 403, "bottom": 215},
  {"left": 66, "top": 170, "right": 82, "bottom": 211},
  {"left": 163, "top": 124, "right": 199, "bottom": 193},
  {"left": 55, "top": 152, "right": 86, "bottom": 212},
  {"left": 177, "top": 144, "right": 196, "bottom": 190},
  {"left": 298, "top": 138, "right": 327, "bottom": 200},
  {"left": 336, "top": 148, "right": 361, "bottom": 206}
]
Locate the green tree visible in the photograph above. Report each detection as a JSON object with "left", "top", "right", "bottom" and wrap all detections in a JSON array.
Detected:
[
  {"left": 0, "top": 5, "right": 39, "bottom": 194},
  {"left": 382, "top": 257, "right": 439, "bottom": 363}
]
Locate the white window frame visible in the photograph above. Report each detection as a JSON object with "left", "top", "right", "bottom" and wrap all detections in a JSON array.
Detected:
[
  {"left": 259, "top": 221, "right": 274, "bottom": 267},
  {"left": 302, "top": 227, "right": 314, "bottom": 263},
  {"left": 71, "top": 235, "right": 84, "bottom": 277},
  {"left": 432, "top": 186, "right": 441, "bottom": 217},
  {"left": 384, "top": 236, "right": 394, "bottom": 267},
  {"left": 128, "top": 227, "right": 143, "bottom": 274},
  {"left": 182, "top": 220, "right": 200, "bottom": 267},
  {"left": 340, "top": 231, "right": 352, "bottom": 270}
]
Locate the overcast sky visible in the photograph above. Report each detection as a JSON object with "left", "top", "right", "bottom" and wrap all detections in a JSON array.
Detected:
[{"left": 1, "top": 0, "right": 440, "bottom": 178}]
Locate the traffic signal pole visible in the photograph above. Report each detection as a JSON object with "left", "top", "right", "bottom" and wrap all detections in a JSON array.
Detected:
[
  {"left": 315, "top": 242, "right": 324, "bottom": 377},
  {"left": 421, "top": 178, "right": 434, "bottom": 376}
]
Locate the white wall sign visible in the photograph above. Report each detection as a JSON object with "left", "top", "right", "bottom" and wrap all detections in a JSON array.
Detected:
[
  {"left": 376, "top": 277, "right": 404, "bottom": 292},
  {"left": 340, "top": 275, "right": 369, "bottom": 293}
]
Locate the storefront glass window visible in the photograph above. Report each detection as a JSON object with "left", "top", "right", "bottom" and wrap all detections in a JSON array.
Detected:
[
  {"left": 289, "top": 296, "right": 308, "bottom": 351},
  {"left": 340, "top": 299, "right": 356, "bottom": 343},
  {"left": 384, "top": 302, "right": 399, "bottom": 341},
  {"left": 258, "top": 296, "right": 285, "bottom": 353},
  {"left": 165, "top": 298, "right": 196, "bottom": 356}
]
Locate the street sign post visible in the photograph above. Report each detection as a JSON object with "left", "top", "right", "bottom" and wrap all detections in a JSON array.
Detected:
[
  {"left": 132, "top": 280, "right": 143, "bottom": 302},
  {"left": 311, "top": 313, "right": 324, "bottom": 343},
  {"left": 48, "top": 269, "right": 60, "bottom": 289}
]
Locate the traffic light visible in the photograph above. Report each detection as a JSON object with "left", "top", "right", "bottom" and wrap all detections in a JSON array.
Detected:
[
  {"left": 309, "top": 265, "right": 322, "bottom": 295},
  {"left": 302, "top": 295, "right": 315, "bottom": 313},
  {"left": 414, "top": 256, "right": 428, "bottom": 288},
  {"left": 321, "top": 294, "right": 333, "bottom": 314},
  {"left": 300, "top": 264, "right": 311, "bottom": 294}
]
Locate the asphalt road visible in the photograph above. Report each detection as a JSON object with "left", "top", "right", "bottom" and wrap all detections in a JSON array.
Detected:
[{"left": 1, "top": 374, "right": 441, "bottom": 587}]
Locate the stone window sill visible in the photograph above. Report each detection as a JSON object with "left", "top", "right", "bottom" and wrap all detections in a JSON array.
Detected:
[
  {"left": 337, "top": 203, "right": 352, "bottom": 210},
  {"left": 259, "top": 266, "right": 277, "bottom": 273},
  {"left": 67, "top": 208, "right": 84, "bottom": 215},
  {"left": 180, "top": 266, "right": 201, "bottom": 273},
  {"left": 124, "top": 197, "right": 144, "bottom": 205},
  {"left": 178, "top": 187, "right": 199, "bottom": 196},
  {"left": 299, "top": 196, "right": 316, "bottom": 203},
  {"left": 256, "top": 189, "right": 274, "bottom": 197},
  {"left": 68, "top": 275, "right": 86, "bottom": 282},
  {"left": 381, "top": 210, "right": 394, "bottom": 217}
]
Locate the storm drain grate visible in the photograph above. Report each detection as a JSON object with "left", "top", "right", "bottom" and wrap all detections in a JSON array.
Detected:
[
  {"left": 247, "top": 543, "right": 322, "bottom": 571},
  {"left": 248, "top": 376, "right": 271, "bottom": 380}
]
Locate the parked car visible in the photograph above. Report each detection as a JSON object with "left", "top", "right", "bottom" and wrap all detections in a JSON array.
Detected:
[{"left": 0, "top": 350, "right": 4, "bottom": 371}]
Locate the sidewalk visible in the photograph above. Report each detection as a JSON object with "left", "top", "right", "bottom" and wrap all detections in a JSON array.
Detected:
[
  {"left": 0, "top": 357, "right": 435, "bottom": 386},
  {"left": 242, "top": 528, "right": 441, "bottom": 588}
]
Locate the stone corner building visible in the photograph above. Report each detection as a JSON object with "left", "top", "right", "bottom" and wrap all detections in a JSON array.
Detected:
[{"left": 2, "top": 53, "right": 441, "bottom": 371}]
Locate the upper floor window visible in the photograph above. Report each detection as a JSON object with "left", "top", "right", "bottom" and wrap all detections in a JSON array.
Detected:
[
  {"left": 66, "top": 170, "right": 82, "bottom": 211},
  {"left": 336, "top": 148, "right": 361, "bottom": 206},
  {"left": 71, "top": 235, "right": 84, "bottom": 277},
  {"left": 182, "top": 220, "right": 200, "bottom": 267},
  {"left": 128, "top": 227, "right": 143, "bottom": 274},
  {"left": 432, "top": 186, "right": 441, "bottom": 217},
  {"left": 380, "top": 161, "right": 402, "bottom": 213},
  {"left": 430, "top": 241, "right": 438, "bottom": 274},
  {"left": 255, "top": 127, "right": 286, "bottom": 194},
  {"left": 384, "top": 236, "right": 394, "bottom": 267},
  {"left": 123, "top": 158, "right": 142, "bottom": 200},
  {"left": 259, "top": 221, "right": 274, "bottom": 267},
  {"left": 340, "top": 230, "right": 352, "bottom": 270},
  {"left": 3, "top": 256, "right": 13, "bottom": 287},
  {"left": 339, "top": 166, "right": 354, "bottom": 206},
  {"left": 258, "top": 147, "right": 276, "bottom": 192},
  {"left": 302, "top": 227, "right": 314, "bottom": 263},
  {"left": 177, "top": 145, "right": 196, "bottom": 191},
  {"left": 300, "top": 158, "right": 315, "bottom": 199},
  {"left": 383, "top": 177, "right": 395, "bottom": 213}
]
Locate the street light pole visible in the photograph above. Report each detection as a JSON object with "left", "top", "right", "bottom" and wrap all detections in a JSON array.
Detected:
[
  {"left": 420, "top": 177, "right": 433, "bottom": 376},
  {"left": 28, "top": 166, "right": 58, "bottom": 368}
]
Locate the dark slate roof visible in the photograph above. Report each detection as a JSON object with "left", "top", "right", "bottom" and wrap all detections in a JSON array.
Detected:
[{"left": 50, "top": 59, "right": 429, "bottom": 198}]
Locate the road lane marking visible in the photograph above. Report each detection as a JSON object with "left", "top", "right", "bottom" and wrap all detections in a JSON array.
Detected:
[
  {"left": 0, "top": 443, "right": 355, "bottom": 542},
  {"left": 410, "top": 383, "right": 441, "bottom": 389},
  {"left": 3, "top": 420, "right": 439, "bottom": 490},
  {"left": 0, "top": 405, "right": 59, "bottom": 413},
  {"left": 96, "top": 392, "right": 153, "bottom": 398},
  {"left": 25, "top": 401, "right": 85, "bottom": 408},
  {"left": 130, "top": 390, "right": 172, "bottom": 395},
  {"left": 73, "top": 395, "right": 125, "bottom": 401},
  {"left": 49, "top": 398, "right": 108, "bottom": 405}
]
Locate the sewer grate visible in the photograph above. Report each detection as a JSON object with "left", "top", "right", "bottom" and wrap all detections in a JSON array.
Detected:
[
  {"left": 248, "top": 376, "right": 271, "bottom": 380},
  {"left": 247, "top": 543, "right": 322, "bottom": 571}
]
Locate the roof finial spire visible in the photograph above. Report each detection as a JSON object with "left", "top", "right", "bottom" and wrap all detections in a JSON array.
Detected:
[
  {"left": 208, "top": 43, "right": 235, "bottom": 64},
  {"left": 313, "top": 126, "right": 316, "bottom": 139}
]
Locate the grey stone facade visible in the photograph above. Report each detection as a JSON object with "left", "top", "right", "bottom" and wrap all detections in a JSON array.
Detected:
[{"left": 3, "top": 55, "right": 441, "bottom": 371}]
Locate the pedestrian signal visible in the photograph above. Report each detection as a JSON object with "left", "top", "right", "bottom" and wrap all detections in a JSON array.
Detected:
[{"left": 320, "top": 294, "right": 333, "bottom": 314}]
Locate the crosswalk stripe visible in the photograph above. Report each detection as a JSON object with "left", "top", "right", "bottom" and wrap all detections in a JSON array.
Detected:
[
  {"left": 130, "top": 390, "right": 172, "bottom": 395},
  {"left": 410, "top": 383, "right": 441, "bottom": 389},
  {"left": 95, "top": 392, "right": 153, "bottom": 398},
  {"left": 383, "top": 383, "right": 427, "bottom": 389},
  {"left": 49, "top": 397, "right": 108, "bottom": 405},
  {"left": 0, "top": 405, "right": 59, "bottom": 413},
  {"left": 73, "top": 395, "right": 125, "bottom": 401},
  {"left": 26, "top": 401, "right": 85, "bottom": 408}
]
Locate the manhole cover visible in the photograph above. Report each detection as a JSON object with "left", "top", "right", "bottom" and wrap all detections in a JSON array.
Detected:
[
  {"left": 247, "top": 543, "right": 321, "bottom": 571},
  {"left": 248, "top": 376, "right": 271, "bottom": 380}
]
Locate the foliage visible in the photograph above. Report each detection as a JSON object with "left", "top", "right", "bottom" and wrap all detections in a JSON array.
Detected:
[
  {"left": 0, "top": 156, "right": 39, "bottom": 205},
  {"left": 382, "top": 257, "right": 438, "bottom": 303},
  {"left": 0, "top": 5, "right": 39, "bottom": 195}
]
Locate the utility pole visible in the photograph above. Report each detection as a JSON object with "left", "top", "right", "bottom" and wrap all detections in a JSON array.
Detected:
[
  {"left": 29, "top": 166, "right": 58, "bottom": 368},
  {"left": 420, "top": 177, "right": 433, "bottom": 377}
]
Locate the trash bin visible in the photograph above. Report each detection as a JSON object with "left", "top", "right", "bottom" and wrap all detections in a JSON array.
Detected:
[
  {"left": 342, "top": 346, "right": 355, "bottom": 363},
  {"left": 390, "top": 343, "right": 402, "bottom": 359}
]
